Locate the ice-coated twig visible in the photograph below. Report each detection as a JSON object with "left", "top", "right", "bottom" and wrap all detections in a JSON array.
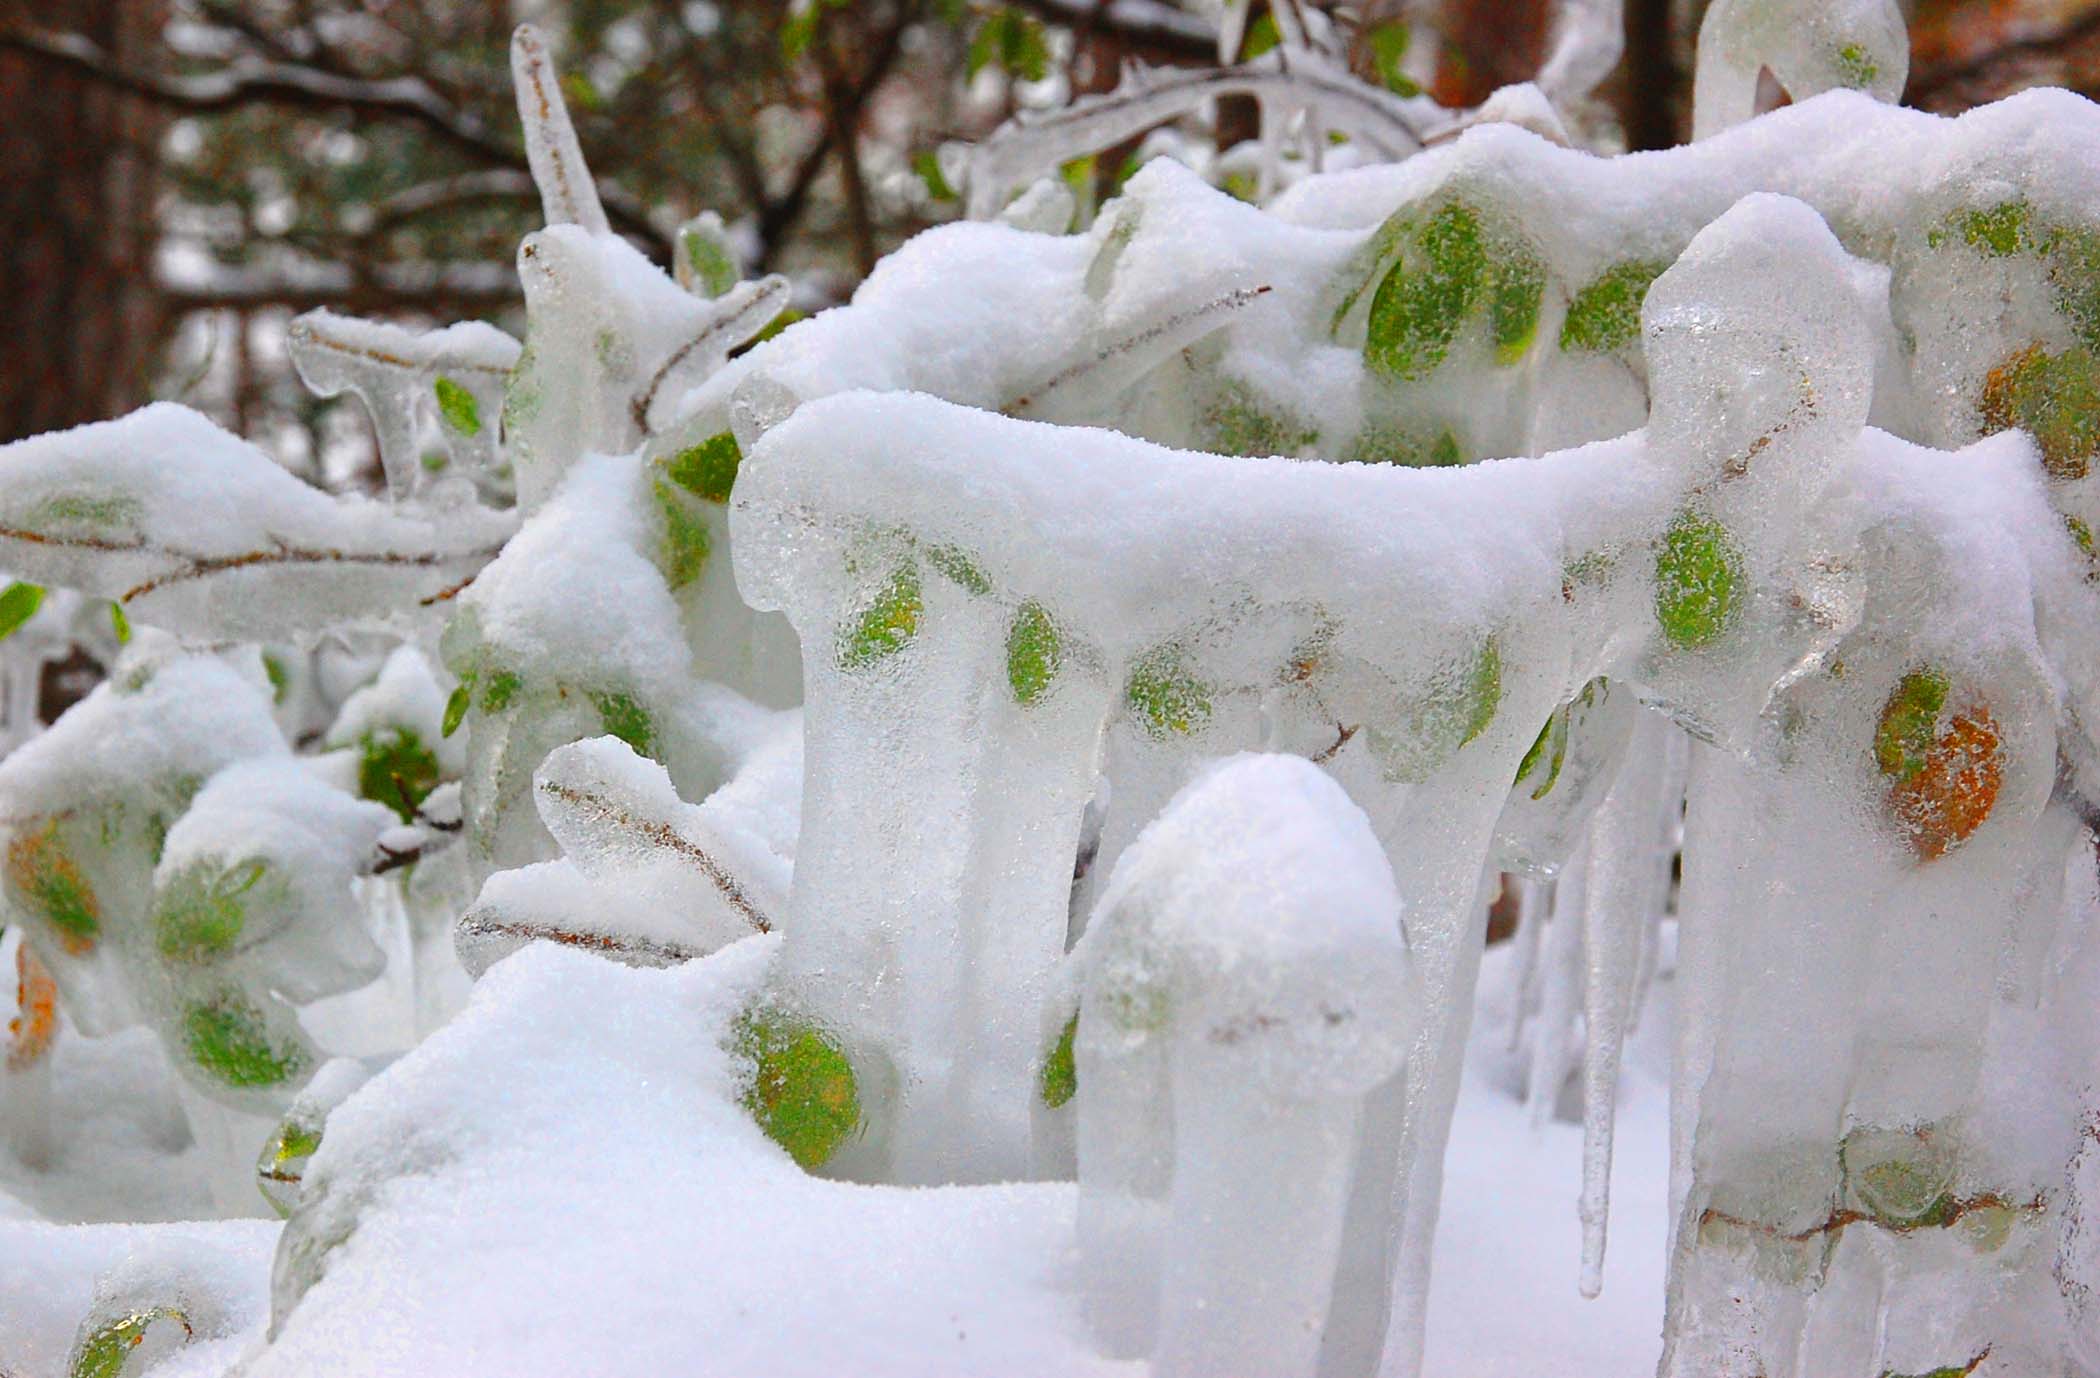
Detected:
[
  {"left": 536, "top": 779, "right": 774, "bottom": 934},
  {"left": 1536, "top": 0, "right": 1626, "bottom": 107},
  {"left": 964, "top": 50, "right": 1429, "bottom": 218},
  {"left": 510, "top": 24, "right": 609, "bottom": 235},
  {"left": 454, "top": 907, "right": 710, "bottom": 966},
  {"left": 630, "top": 275, "right": 792, "bottom": 435},
  {"left": 0, "top": 405, "right": 515, "bottom": 639},
  {"left": 117, "top": 538, "right": 510, "bottom": 606},
  {"left": 1002, "top": 284, "right": 1271, "bottom": 419},
  {"left": 287, "top": 310, "right": 520, "bottom": 502}
]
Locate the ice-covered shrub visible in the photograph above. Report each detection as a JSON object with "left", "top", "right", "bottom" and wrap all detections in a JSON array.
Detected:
[{"left": 7, "top": 6, "right": 2100, "bottom": 1377}]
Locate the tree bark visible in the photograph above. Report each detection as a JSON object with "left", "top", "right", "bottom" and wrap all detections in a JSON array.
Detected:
[{"left": 0, "top": 0, "right": 167, "bottom": 441}]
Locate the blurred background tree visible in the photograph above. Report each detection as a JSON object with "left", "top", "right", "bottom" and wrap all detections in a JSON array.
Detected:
[{"left": 2, "top": 0, "right": 2097, "bottom": 475}]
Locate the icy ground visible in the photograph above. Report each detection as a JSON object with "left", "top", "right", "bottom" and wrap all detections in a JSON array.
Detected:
[{"left": 0, "top": 927, "right": 1674, "bottom": 1377}]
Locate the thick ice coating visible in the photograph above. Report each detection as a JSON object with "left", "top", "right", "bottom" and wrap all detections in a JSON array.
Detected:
[
  {"left": 730, "top": 191, "right": 1908, "bottom": 1374},
  {"left": 0, "top": 406, "right": 513, "bottom": 640},
  {"left": 1073, "top": 753, "right": 1413, "bottom": 1378}
]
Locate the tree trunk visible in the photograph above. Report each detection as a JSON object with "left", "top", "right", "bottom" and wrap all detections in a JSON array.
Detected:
[{"left": 0, "top": 0, "right": 167, "bottom": 441}]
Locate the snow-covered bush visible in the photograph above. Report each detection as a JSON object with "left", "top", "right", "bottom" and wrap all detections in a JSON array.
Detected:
[{"left": 7, "top": 3, "right": 2100, "bottom": 1376}]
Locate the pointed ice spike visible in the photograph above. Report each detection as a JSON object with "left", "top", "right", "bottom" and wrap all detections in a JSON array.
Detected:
[
  {"left": 511, "top": 25, "right": 609, "bottom": 235},
  {"left": 1527, "top": 840, "right": 1586, "bottom": 1128},
  {"left": 1576, "top": 708, "right": 1674, "bottom": 1297}
]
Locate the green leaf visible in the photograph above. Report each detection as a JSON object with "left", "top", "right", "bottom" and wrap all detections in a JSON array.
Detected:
[
  {"left": 433, "top": 376, "right": 481, "bottom": 437},
  {"left": 1833, "top": 41, "right": 1879, "bottom": 88},
  {"left": 1242, "top": 11, "right": 1280, "bottom": 59},
  {"left": 1060, "top": 154, "right": 1095, "bottom": 212},
  {"left": 1559, "top": 260, "right": 1669, "bottom": 354},
  {"left": 1514, "top": 703, "right": 1572, "bottom": 799},
  {"left": 664, "top": 431, "right": 742, "bottom": 503},
  {"left": 7, "top": 822, "right": 99, "bottom": 953},
  {"left": 183, "top": 992, "right": 308, "bottom": 1089},
  {"left": 591, "top": 690, "right": 656, "bottom": 759},
  {"left": 914, "top": 149, "right": 957, "bottom": 202},
  {"left": 925, "top": 544, "right": 992, "bottom": 595},
  {"left": 652, "top": 478, "right": 712, "bottom": 590},
  {"left": 1954, "top": 199, "right": 2030, "bottom": 257},
  {"left": 1490, "top": 245, "right": 1545, "bottom": 365},
  {"left": 749, "top": 306, "right": 805, "bottom": 346},
  {"left": 1198, "top": 377, "right": 1320, "bottom": 457},
  {"left": 481, "top": 668, "right": 522, "bottom": 714},
  {"left": 1126, "top": 647, "right": 1212, "bottom": 738},
  {"left": 357, "top": 728, "right": 442, "bottom": 823},
  {"left": 442, "top": 675, "right": 472, "bottom": 738},
  {"left": 969, "top": 8, "right": 1050, "bottom": 82},
  {"left": 70, "top": 1308, "right": 190, "bottom": 1378},
  {"left": 0, "top": 582, "right": 45, "bottom": 642},
  {"left": 680, "top": 224, "right": 739, "bottom": 298},
  {"left": 1653, "top": 510, "right": 1743, "bottom": 650},
  {"left": 1979, "top": 342, "right": 2100, "bottom": 480},
  {"left": 262, "top": 653, "right": 289, "bottom": 705},
  {"left": 1039, "top": 1013, "right": 1077, "bottom": 1107},
  {"left": 733, "top": 1010, "right": 861, "bottom": 1170},
  {"left": 1874, "top": 668, "right": 1951, "bottom": 783},
  {"left": 1006, "top": 601, "right": 1063, "bottom": 705},
  {"left": 1365, "top": 202, "right": 1488, "bottom": 380},
  {"left": 108, "top": 600, "right": 130, "bottom": 645},
  {"left": 839, "top": 562, "right": 923, "bottom": 668},
  {"left": 1368, "top": 21, "right": 1420, "bottom": 95},
  {"left": 155, "top": 858, "right": 268, "bottom": 962}
]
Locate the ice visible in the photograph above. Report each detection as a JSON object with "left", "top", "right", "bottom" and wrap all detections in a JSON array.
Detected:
[
  {"left": 960, "top": 49, "right": 1435, "bottom": 220},
  {"left": 14, "top": 7, "right": 2100, "bottom": 1374},
  {"left": 1574, "top": 709, "right": 1683, "bottom": 1297},
  {"left": 0, "top": 1219, "right": 275, "bottom": 1378},
  {"left": 1658, "top": 427, "right": 2087, "bottom": 1375},
  {"left": 254, "top": 939, "right": 1127, "bottom": 1377},
  {"left": 0, "top": 406, "right": 513, "bottom": 641},
  {"left": 1691, "top": 0, "right": 1908, "bottom": 141},
  {"left": 727, "top": 194, "right": 1878, "bottom": 1373},
  {"left": 1072, "top": 754, "right": 1414, "bottom": 1378},
  {"left": 253, "top": 1055, "right": 376, "bottom": 1220},
  {"left": 455, "top": 733, "right": 787, "bottom": 975},
  {"left": 0, "top": 642, "right": 287, "bottom": 1040},
  {"left": 510, "top": 24, "right": 609, "bottom": 235},
  {"left": 440, "top": 442, "right": 800, "bottom": 875},
  {"left": 0, "top": 641, "right": 414, "bottom": 1214},
  {"left": 1536, "top": 0, "right": 1625, "bottom": 111},
  {"left": 286, "top": 311, "right": 521, "bottom": 503}
]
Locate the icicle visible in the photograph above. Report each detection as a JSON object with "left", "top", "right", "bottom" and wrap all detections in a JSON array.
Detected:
[
  {"left": 1576, "top": 708, "right": 1676, "bottom": 1297},
  {"left": 510, "top": 25, "right": 610, "bottom": 235},
  {"left": 1527, "top": 839, "right": 1587, "bottom": 1127},
  {"left": 1505, "top": 873, "right": 1548, "bottom": 1053}
]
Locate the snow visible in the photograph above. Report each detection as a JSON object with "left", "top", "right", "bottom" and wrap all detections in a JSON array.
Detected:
[
  {"left": 0, "top": 930, "right": 1683, "bottom": 1378},
  {"left": 0, "top": 405, "right": 512, "bottom": 639}
]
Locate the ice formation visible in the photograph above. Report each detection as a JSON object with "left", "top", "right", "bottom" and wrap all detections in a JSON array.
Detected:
[{"left": 6, "top": 6, "right": 2100, "bottom": 1378}]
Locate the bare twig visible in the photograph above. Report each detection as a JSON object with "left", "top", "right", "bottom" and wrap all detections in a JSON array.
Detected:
[{"left": 0, "top": 26, "right": 671, "bottom": 259}]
